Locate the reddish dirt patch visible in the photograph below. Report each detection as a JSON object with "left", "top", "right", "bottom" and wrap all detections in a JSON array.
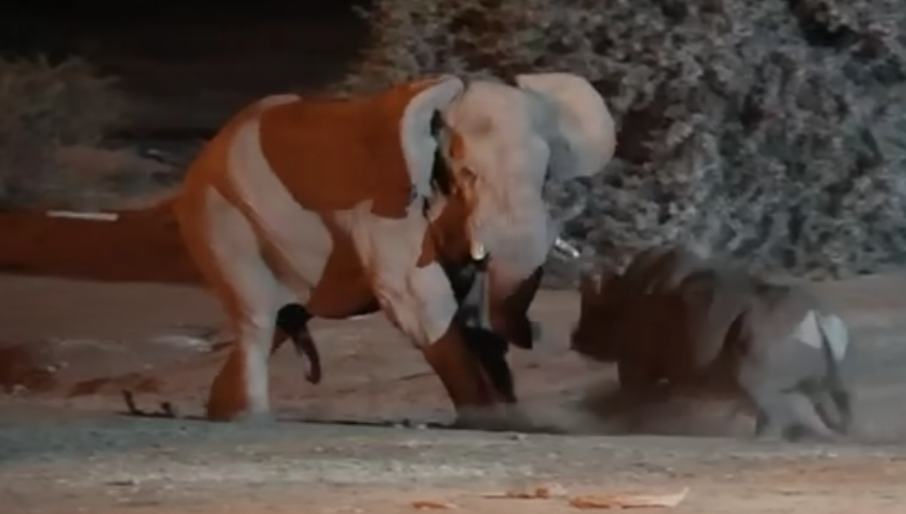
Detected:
[
  {"left": 0, "top": 207, "right": 199, "bottom": 284},
  {"left": 0, "top": 333, "right": 206, "bottom": 401},
  {"left": 0, "top": 341, "right": 60, "bottom": 393}
]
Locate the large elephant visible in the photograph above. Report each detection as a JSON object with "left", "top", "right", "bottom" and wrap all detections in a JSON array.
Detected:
[{"left": 173, "top": 73, "right": 615, "bottom": 428}]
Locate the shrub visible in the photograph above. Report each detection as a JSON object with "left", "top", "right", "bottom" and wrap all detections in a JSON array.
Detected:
[
  {"left": 341, "top": 0, "right": 906, "bottom": 279},
  {"left": 0, "top": 55, "right": 122, "bottom": 208}
]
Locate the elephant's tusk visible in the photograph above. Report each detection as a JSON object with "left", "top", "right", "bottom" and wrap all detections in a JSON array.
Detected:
[
  {"left": 551, "top": 237, "right": 581, "bottom": 261},
  {"left": 470, "top": 240, "right": 488, "bottom": 261}
]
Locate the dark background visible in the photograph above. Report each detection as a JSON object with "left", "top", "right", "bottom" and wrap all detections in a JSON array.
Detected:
[
  {"left": 0, "top": 0, "right": 373, "bottom": 135},
  {"left": 0, "top": 1, "right": 370, "bottom": 22}
]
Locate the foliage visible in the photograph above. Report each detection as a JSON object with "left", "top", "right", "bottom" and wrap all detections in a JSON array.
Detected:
[
  {"left": 342, "top": 0, "right": 906, "bottom": 279},
  {"left": 0, "top": 56, "right": 122, "bottom": 208}
]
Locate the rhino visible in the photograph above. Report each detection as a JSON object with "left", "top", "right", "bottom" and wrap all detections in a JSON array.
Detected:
[{"left": 571, "top": 246, "right": 854, "bottom": 441}]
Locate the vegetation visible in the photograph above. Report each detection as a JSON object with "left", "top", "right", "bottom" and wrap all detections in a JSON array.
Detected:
[
  {"left": 344, "top": 0, "right": 906, "bottom": 278},
  {"left": 0, "top": 56, "right": 121, "bottom": 208}
]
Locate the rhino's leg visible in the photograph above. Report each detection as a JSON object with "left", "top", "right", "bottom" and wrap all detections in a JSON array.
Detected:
[
  {"left": 613, "top": 359, "right": 664, "bottom": 431},
  {"left": 783, "top": 390, "right": 845, "bottom": 442},
  {"left": 617, "top": 359, "right": 661, "bottom": 398},
  {"left": 739, "top": 368, "right": 842, "bottom": 441},
  {"left": 737, "top": 364, "right": 801, "bottom": 440},
  {"left": 806, "top": 383, "right": 853, "bottom": 437},
  {"left": 738, "top": 310, "right": 855, "bottom": 442}
]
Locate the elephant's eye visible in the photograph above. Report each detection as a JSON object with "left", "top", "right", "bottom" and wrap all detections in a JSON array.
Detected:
[
  {"left": 458, "top": 167, "right": 479, "bottom": 191},
  {"left": 421, "top": 197, "right": 430, "bottom": 217}
]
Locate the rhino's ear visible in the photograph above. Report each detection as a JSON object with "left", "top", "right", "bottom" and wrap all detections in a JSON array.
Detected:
[
  {"left": 398, "top": 76, "right": 465, "bottom": 202},
  {"left": 579, "top": 268, "right": 616, "bottom": 314},
  {"left": 514, "top": 72, "right": 616, "bottom": 180},
  {"left": 596, "top": 268, "right": 619, "bottom": 297}
]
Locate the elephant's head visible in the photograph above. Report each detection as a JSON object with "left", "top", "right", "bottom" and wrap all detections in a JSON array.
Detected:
[{"left": 429, "top": 72, "right": 616, "bottom": 349}]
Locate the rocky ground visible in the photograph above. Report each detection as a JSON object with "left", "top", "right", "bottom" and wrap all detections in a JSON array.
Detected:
[{"left": 1, "top": 211, "right": 906, "bottom": 513}]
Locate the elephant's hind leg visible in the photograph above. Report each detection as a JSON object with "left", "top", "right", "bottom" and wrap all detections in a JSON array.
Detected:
[{"left": 179, "top": 189, "right": 282, "bottom": 423}]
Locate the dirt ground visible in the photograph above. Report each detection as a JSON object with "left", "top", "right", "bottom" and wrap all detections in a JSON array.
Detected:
[{"left": 2, "top": 210, "right": 906, "bottom": 513}]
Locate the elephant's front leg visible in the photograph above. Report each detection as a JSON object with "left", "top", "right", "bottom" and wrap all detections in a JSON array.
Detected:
[
  {"left": 454, "top": 251, "right": 519, "bottom": 406},
  {"left": 460, "top": 326, "right": 516, "bottom": 404},
  {"left": 383, "top": 263, "right": 507, "bottom": 428},
  {"left": 354, "top": 214, "right": 519, "bottom": 431}
]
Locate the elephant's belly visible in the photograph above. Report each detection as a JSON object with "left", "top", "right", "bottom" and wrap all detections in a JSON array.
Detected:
[
  {"left": 305, "top": 268, "right": 380, "bottom": 320},
  {"left": 271, "top": 229, "right": 379, "bottom": 320}
]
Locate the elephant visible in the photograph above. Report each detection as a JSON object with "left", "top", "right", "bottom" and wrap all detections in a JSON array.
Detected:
[{"left": 171, "top": 72, "right": 616, "bottom": 428}]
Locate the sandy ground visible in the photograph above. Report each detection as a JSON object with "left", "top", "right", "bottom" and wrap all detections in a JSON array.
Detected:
[{"left": 1, "top": 211, "right": 906, "bottom": 513}]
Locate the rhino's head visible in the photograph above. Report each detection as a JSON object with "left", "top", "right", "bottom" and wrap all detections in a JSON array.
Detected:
[{"left": 570, "top": 268, "right": 626, "bottom": 362}]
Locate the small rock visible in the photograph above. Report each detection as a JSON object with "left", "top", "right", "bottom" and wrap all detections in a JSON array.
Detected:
[
  {"left": 411, "top": 500, "right": 457, "bottom": 510},
  {"left": 106, "top": 478, "right": 138, "bottom": 486}
]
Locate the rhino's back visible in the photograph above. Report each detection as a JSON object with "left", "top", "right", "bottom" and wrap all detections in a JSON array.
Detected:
[
  {"left": 617, "top": 245, "right": 707, "bottom": 298},
  {"left": 740, "top": 282, "right": 821, "bottom": 348},
  {"left": 612, "top": 289, "right": 704, "bottom": 379}
]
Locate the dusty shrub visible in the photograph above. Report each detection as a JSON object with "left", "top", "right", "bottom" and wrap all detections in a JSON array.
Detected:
[
  {"left": 50, "top": 145, "right": 179, "bottom": 210},
  {"left": 341, "top": 0, "right": 906, "bottom": 280},
  {"left": 0, "top": 55, "right": 122, "bottom": 208}
]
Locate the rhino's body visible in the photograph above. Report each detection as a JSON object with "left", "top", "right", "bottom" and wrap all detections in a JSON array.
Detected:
[{"left": 572, "top": 246, "right": 853, "bottom": 440}]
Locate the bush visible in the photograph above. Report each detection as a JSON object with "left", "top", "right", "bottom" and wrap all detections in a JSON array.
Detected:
[
  {"left": 341, "top": 0, "right": 906, "bottom": 279},
  {"left": 0, "top": 55, "right": 122, "bottom": 208}
]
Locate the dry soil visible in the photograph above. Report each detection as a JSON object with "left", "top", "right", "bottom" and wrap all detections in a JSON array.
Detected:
[{"left": 1, "top": 210, "right": 905, "bottom": 513}]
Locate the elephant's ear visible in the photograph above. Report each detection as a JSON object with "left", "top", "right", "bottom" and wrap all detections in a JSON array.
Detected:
[
  {"left": 514, "top": 72, "right": 616, "bottom": 179},
  {"left": 398, "top": 76, "right": 465, "bottom": 203}
]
